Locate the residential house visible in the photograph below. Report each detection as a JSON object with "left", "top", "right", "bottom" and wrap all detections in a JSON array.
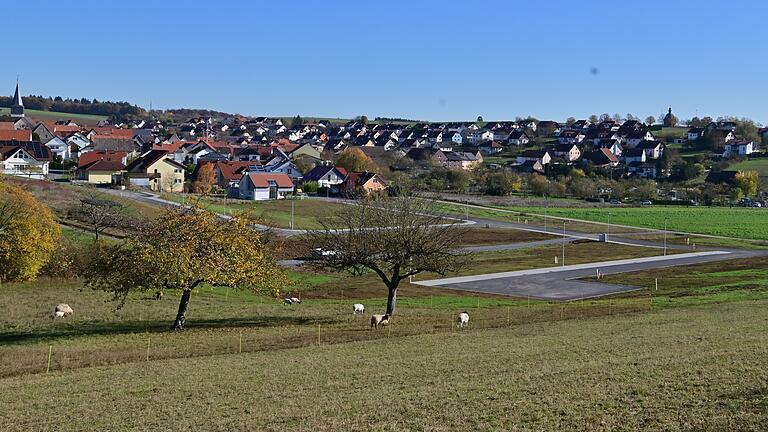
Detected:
[
  {"left": 196, "top": 160, "right": 256, "bottom": 188},
  {"left": 553, "top": 143, "right": 581, "bottom": 162},
  {"left": 581, "top": 148, "right": 619, "bottom": 168},
  {"left": 75, "top": 159, "right": 125, "bottom": 184},
  {"left": 622, "top": 148, "right": 647, "bottom": 165},
  {"left": 0, "top": 129, "right": 32, "bottom": 142},
  {"left": 44, "top": 137, "right": 71, "bottom": 160},
  {"left": 511, "top": 159, "right": 545, "bottom": 174},
  {"left": 478, "top": 141, "right": 504, "bottom": 155},
  {"left": 597, "top": 139, "right": 623, "bottom": 157},
  {"left": 442, "top": 151, "right": 483, "bottom": 170},
  {"left": 123, "top": 150, "right": 186, "bottom": 192},
  {"left": 443, "top": 131, "right": 463, "bottom": 145},
  {"left": 302, "top": 165, "right": 347, "bottom": 194},
  {"left": 723, "top": 140, "right": 754, "bottom": 157},
  {"left": 627, "top": 162, "right": 658, "bottom": 179},
  {"left": 557, "top": 130, "right": 585, "bottom": 145},
  {"left": 238, "top": 173, "right": 295, "bottom": 201},
  {"left": 516, "top": 149, "right": 552, "bottom": 166},
  {"left": 78, "top": 151, "right": 128, "bottom": 167},
  {"left": 636, "top": 140, "right": 664, "bottom": 160},
  {"left": 32, "top": 123, "right": 55, "bottom": 142},
  {"left": 687, "top": 127, "right": 705, "bottom": 141},
  {"left": 507, "top": 131, "right": 530, "bottom": 146},
  {"left": 0, "top": 141, "right": 51, "bottom": 179},
  {"left": 343, "top": 171, "right": 387, "bottom": 194},
  {"left": 625, "top": 130, "right": 655, "bottom": 147}
]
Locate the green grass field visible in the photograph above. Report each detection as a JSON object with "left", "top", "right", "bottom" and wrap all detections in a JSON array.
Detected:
[
  {"left": 729, "top": 158, "right": 768, "bottom": 177},
  {"left": 2, "top": 298, "right": 766, "bottom": 431},
  {"left": 160, "top": 195, "right": 346, "bottom": 229},
  {"left": 0, "top": 107, "right": 108, "bottom": 124},
  {"left": 438, "top": 200, "right": 768, "bottom": 240}
]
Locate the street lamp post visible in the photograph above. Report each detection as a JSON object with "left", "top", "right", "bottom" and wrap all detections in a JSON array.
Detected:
[{"left": 562, "top": 220, "right": 566, "bottom": 266}]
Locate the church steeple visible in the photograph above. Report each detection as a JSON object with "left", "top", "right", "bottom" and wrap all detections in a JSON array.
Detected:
[{"left": 11, "top": 79, "right": 24, "bottom": 118}]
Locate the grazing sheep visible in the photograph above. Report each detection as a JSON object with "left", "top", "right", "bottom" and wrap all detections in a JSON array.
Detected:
[
  {"left": 52, "top": 303, "right": 73, "bottom": 319},
  {"left": 457, "top": 311, "right": 469, "bottom": 328},
  {"left": 290, "top": 297, "right": 301, "bottom": 304},
  {"left": 283, "top": 298, "right": 294, "bottom": 305},
  {"left": 370, "top": 314, "right": 391, "bottom": 329},
  {"left": 352, "top": 303, "right": 365, "bottom": 315}
]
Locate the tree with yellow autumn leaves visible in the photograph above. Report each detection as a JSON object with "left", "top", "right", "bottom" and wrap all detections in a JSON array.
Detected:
[
  {"left": 84, "top": 207, "right": 286, "bottom": 330},
  {"left": 0, "top": 178, "right": 60, "bottom": 282}
]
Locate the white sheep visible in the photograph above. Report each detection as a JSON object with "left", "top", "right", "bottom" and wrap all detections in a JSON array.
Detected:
[
  {"left": 283, "top": 298, "right": 294, "bottom": 305},
  {"left": 457, "top": 311, "right": 469, "bottom": 328},
  {"left": 290, "top": 297, "right": 301, "bottom": 304},
  {"left": 52, "top": 303, "right": 73, "bottom": 319},
  {"left": 370, "top": 314, "right": 391, "bottom": 329},
  {"left": 352, "top": 303, "right": 365, "bottom": 315}
]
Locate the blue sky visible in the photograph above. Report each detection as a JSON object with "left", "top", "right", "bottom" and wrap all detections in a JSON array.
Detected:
[{"left": 5, "top": 0, "right": 767, "bottom": 123}]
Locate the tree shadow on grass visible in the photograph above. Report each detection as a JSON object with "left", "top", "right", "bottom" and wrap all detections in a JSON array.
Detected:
[{"left": 0, "top": 315, "right": 339, "bottom": 345}]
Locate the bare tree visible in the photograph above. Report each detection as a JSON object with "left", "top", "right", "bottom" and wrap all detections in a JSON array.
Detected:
[
  {"left": 71, "top": 197, "right": 124, "bottom": 240},
  {"left": 309, "top": 196, "right": 468, "bottom": 316}
]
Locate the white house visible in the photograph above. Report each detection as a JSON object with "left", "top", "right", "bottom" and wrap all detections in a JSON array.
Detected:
[
  {"left": 443, "top": 131, "right": 463, "bottom": 145},
  {"left": 508, "top": 131, "right": 530, "bottom": 146},
  {"left": 302, "top": 165, "right": 346, "bottom": 192},
  {"left": 44, "top": 137, "right": 71, "bottom": 160},
  {"left": 0, "top": 142, "right": 51, "bottom": 179},
  {"left": 723, "top": 140, "right": 754, "bottom": 157},
  {"left": 516, "top": 150, "right": 552, "bottom": 166},
  {"left": 238, "top": 172, "right": 294, "bottom": 201},
  {"left": 625, "top": 130, "right": 655, "bottom": 147}
]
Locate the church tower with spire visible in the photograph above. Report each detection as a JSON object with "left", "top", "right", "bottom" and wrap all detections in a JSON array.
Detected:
[{"left": 10, "top": 80, "right": 24, "bottom": 118}]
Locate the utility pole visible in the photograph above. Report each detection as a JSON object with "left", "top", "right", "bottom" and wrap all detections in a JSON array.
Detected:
[
  {"left": 562, "top": 220, "right": 566, "bottom": 266},
  {"left": 465, "top": 198, "right": 469, "bottom": 221}
]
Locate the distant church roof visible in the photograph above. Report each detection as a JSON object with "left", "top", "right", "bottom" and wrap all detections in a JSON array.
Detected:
[
  {"left": 10, "top": 81, "right": 24, "bottom": 118},
  {"left": 663, "top": 107, "right": 674, "bottom": 127}
]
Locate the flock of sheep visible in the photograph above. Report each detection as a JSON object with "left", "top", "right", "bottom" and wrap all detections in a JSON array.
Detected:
[
  {"left": 52, "top": 298, "right": 471, "bottom": 329},
  {"left": 285, "top": 297, "right": 471, "bottom": 329}
]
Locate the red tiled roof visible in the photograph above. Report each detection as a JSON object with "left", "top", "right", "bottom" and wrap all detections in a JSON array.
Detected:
[
  {"left": 0, "top": 122, "right": 15, "bottom": 130},
  {"left": 78, "top": 151, "right": 128, "bottom": 168},
  {"left": 90, "top": 128, "right": 135, "bottom": 139},
  {"left": 79, "top": 159, "right": 125, "bottom": 172},
  {"left": 0, "top": 130, "right": 32, "bottom": 141},
  {"left": 245, "top": 172, "right": 294, "bottom": 188}
]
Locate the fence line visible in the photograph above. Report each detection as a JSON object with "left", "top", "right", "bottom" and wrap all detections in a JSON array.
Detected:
[{"left": 19, "top": 296, "right": 655, "bottom": 378}]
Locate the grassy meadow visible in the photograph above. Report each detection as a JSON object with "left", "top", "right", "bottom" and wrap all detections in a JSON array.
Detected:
[
  {"left": 1, "top": 298, "right": 766, "bottom": 431},
  {"left": 160, "top": 194, "right": 347, "bottom": 229},
  {"left": 0, "top": 107, "right": 108, "bottom": 124},
  {"left": 437, "top": 200, "right": 768, "bottom": 240},
  {"left": 729, "top": 158, "right": 768, "bottom": 177}
]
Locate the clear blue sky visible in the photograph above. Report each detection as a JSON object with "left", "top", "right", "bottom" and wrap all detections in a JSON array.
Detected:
[{"left": 5, "top": 0, "right": 767, "bottom": 123}]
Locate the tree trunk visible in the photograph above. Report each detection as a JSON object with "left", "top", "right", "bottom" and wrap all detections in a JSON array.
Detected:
[
  {"left": 172, "top": 289, "right": 192, "bottom": 330},
  {"left": 385, "top": 284, "right": 398, "bottom": 316}
]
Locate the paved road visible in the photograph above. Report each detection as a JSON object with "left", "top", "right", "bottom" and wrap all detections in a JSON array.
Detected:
[{"left": 415, "top": 249, "right": 764, "bottom": 301}]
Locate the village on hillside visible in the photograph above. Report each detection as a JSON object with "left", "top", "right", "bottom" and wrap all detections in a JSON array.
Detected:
[{"left": 2, "top": 81, "right": 766, "bottom": 205}]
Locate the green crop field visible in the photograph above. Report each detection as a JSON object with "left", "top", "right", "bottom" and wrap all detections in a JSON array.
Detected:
[
  {"left": 437, "top": 200, "right": 768, "bottom": 240},
  {"left": 729, "top": 158, "right": 768, "bottom": 177},
  {"left": 0, "top": 107, "right": 108, "bottom": 124}
]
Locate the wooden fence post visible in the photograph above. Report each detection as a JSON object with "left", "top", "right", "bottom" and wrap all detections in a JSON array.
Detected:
[{"left": 46, "top": 345, "right": 52, "bottom": 373}]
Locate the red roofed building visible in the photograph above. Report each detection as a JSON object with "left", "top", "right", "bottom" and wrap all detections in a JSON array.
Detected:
[
  {"left": 0, "top": 129, "right": 32, "bottom": 141},
  {"left": 582, "top": 148, "right": 620, "bottom": 167},
  {"left": 75, "top": 159, "right": 126, "bottom": 184},
  {"left": 343, "top": 171, "right": 387, "bottom": 195},
  {"left": 237, "top": 172, "right": 294, "bottom": 200},
  {"left": 195, "top": 160, "right": 258, "bottom": 187},
  {"left": 78, "top": 151, "right": 128, "bottom": 167}
]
